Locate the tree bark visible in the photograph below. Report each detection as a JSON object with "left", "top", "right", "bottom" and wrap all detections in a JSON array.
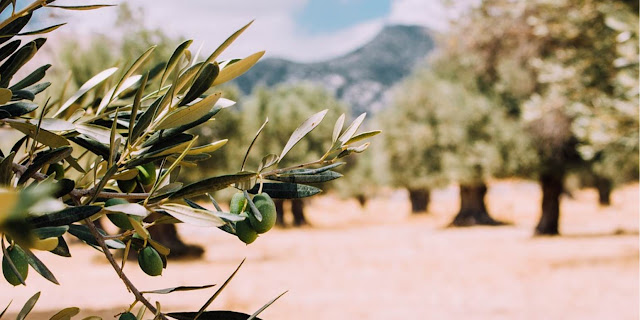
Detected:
[
  {"left": 291, "top": 198, "right": 308, "bottom": 226},
  {"left": 356, "top": 194, "right": 367, "bottom": 208},
  {"left": 274, "top": 199, "right": 285, "bottom": 227},
  {"left": 594, "top": 176, "right": 612, "bottom": 206},
  {"left": 450, "top": 183, "right": 502, "bottom": 226},
  {"left": 535, "top": 171, "right": 564, "bottom": 235},
  {"left": 408, "top": 188, "right": 430, "bottom": 213}
]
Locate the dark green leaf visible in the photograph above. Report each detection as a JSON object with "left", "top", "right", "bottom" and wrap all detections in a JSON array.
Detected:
[
  {"left": 0, "top": 40, "right": 37, "bottom": 87},
  {"left": 141, "top": 284, "right": 216, "bottom": 295},
  {"left": 70, "top": 136, "right": 110, "bottom": 159},
  {"left": 167, "top": 311, "right": 261, "bottom": 320},
  {"left": 86, "top": 164, "right": 118, "bottom": 204},
  {"left": 0, "top": 39, "right": 20, "bottom": 62},
  {"left": 0, "top": 101, "right": 37, "bottom": 117},
  {"left": 0, "top": 151, "right": 15, "bottom": 186},
  {"left": 145, "top": 133, "right": 193, "bottom": 157},
  {"left": 27, "top": 205, "right": 102, "bottom": 228},
  {"left": 128, "top": 72, "right": 148, "bottom": 144},
  {"left": 1, "top": 240, "right": 25, "bottom": 285},
  {"left": 15, "top": 246, "right": 59, "bottom": 285},
  {"left": 67, "top": 224, "right": 125, "bottom": 250},
  {"left": 194, "top": 259, "right": 246, "bottom": 320},
  {"left": 9, "top": 64, "right": 49, "bottom": 91},
  {"left": 16, "top": 291, "right": 39, "bottom": 320},
  {"left": 33, "top": 226, "right": 68, "bottom": 239},
  {"left": 11, "top": 82, "right": 50, "bottom": 100},
  {"left": 142, "top": 107, "right": 222, "bottom": 147},
  {"left": 0, "top": 13, "right": 30, "bottom": 45},
  {"left": 17, "top": 146, "right": 71, "bottom": 184},
  {"left": 247, "top": 291, "right": 287, "bottom": 320},
  {"left": 17, "top": 146, "right": 72, "bottom": 185},
  {"left": 265, "top": 170, "right": 342, "bottom": 184},
  {"left": 248, "top": 183, "right": 321, "bottom": 199},
  {"left": 169, "top": 172, "right": 256, "bottom": 200},
  {"left": 0, "top": 300, "right": 11, "bottom": 318},
  {"left": 49, "top": 236, "right": 71, "bottom": 257},
  {"left": 180, "top": 62, "right": 219, "bottom": 106},
  {"left": 131, "top": 96, "right": 162, "bottom": 143},
  {"left": 17, "top": 23, "right": 65, "bottom": 36},
  {"left": 52, "top": 178, "right": 75, "bottom": 198},
  {"left": 160, "top": 40, "right": 192, "bottom": 89}
]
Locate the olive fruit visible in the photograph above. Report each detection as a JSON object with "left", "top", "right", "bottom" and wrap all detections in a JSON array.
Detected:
[
  {"left": 2, "top": 246, "right": 28, "bottom": 286},
  {"left": 46, "top": 163, "right": 65, "bottom": 180},
  {"left": 119, "top": 312, "right": 137, "bottom": 320},
  {"left": 230, "top": 192, "right": 247, "bottom": 214},
  {"left": 138, "top": 246, "right": 163, "bottom": 276},
  {"left": 136, "top": 163, "right": 156, "bottom": 186},
  {"left": 117, "top": 179, "right": 137, "bottom": 193},
  {"left": 236, "top": 218, "right": 258, "bottom": 244},
  {"left": 105, "top": 198, "right": 140, "bottom": 230},
  {"left": 247, "top": 193, "right": 277, "bottom": 234}
]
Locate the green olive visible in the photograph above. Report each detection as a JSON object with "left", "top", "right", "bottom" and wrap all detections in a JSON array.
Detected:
[
  {"left": 105, "top": 198, "right": 140, "bottom": 230},
  {"left": 230, "top": 192, "right": 247, "bottom": 214},
  {"left": 2, "top": 246, "right": 28, "bottom": 286},
  {"left": 247, "top": 193, "right": 277, "bottom": 234},
  {"left": 119, "top": 312, "right": 137, "bottom": 320},
  {"left": 235, "top": 219, "right": 258, "bottom": 244},
  {"left": 117, "top": 179, "right": 137, "bottom": 193},
  {"left": 136, "top": 163, "right": 156, "bottom": 186},
  {"left": 138, "top": 246, "right": 163, "bottom": 276},
  {"left": 46, "top": 163, "right": 65, "bottom": 180}
]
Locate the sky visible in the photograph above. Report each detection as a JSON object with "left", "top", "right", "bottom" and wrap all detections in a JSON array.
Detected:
[{"left": 47, "top": 0, "right": 468, "bottom": 62}]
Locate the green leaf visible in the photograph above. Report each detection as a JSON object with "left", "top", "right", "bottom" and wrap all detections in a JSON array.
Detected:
[
  {"left": 248, "top": 183, "right": 321, "bottom": 199},
  {"left": 244, "top": 190, "right": 261, "bottom": 222},
  {"left": 207, "top": 20, "right": 254, "bottom": 62},
  {"left": 96, "top": 75, "right": 142, "bottom": 114},
  {"left": 70, "top": 136, "right": 109, "bottom": 159},
  {"left": 131, "top": 96, "right": 162, "bottom": 144},
  {"left": 180, "top": 62, "right": 219, "bottom": 106},
  {"left": 0, "top": 151, "right": 15, "bottom": 186},
  {"left": 142, "top": 106, "right": 222, "bottom": 147},
  {"left": 52, "top": 178, "right": 75, "bottom": 198},
  {"left": 338, "top": 112, "right": 366, "bottom": 144},
  {"left": 332, "top": 113, "right": 345, "bottom": 144},
  {"left": 0, "top": 101, "right": 37, "bottom": 117},
  {"left": 128, "top": 72, "right": 148, "bottom": 145},
  {"left": 0, "top": 300, "right": 11, "bottom": 318},
  {"left": 47, "top": 4, "right": 115, "bottom": 10},
  {"left": 344, "top": 130, "right": 380, "bottom": 146},
  {"left": 160, "top": 40, "right": 192, "bottom": 90},
  {"left": 54, "top": 67, "right": 118, "bottom": 117},
  {"left": 279, "top": 162, "right": 344, "bottom": 175},
  {"left": 106, "top": 46, "right": 155, "bottom": 111},
  {"left": 141, "top": 284, "right": 216, "bottom": 295},
  {"left": 86, "top": 164, "right": 118, "bottom": 204},
  {"left": 279, "top": 109, "right": 328, "bottom": 162},
  {"left": 49, "top": 307, "right": 80, "bottom": 320},
  {"left": 265, "top": 170, "right": 342, "bottom": 184},
  {"left": 9, "top": 121, "right": 69, "bottom": 148},
  {"left": 49, "top": 236, "right": 71, "bottom": 257},
  {"left": 0, "top": 40, "right": 21, "bottom": 62},
  {"left": 103, "top": 203, "right": 148, "bottom": 217},
  {"left": 76, "top": 124, "right": 121, "bottom": 145},
  {"left": 0, "top": 41, "right": 37, "bottom": 88},
  {"left": 193, "top": 259, "right": 246, "bottom": 320},
  {"left": 9, "top": 64, "right": 49, "bottom": 91},
  {"left": 169, "top": 172, "right": 256, "bottom": 199},
  {"left": 167, "top": 311, "right": 261, "bottom": 320},
  {"left": 258, "top": 154, "right": 278, "bottom": 172},
  {"left": 212, "top": 51, "right": 265, "bottom": 86},
  {"left": 16, "top": 291, "right": 39, "bottom": 320},
  {"left": 33, "top": 226, "right": 69, "bottom": 239},
  {"left": 247, "top": 291, "right": 288, "bottom": 320},
  {"left": 27, "top": 205, "right": 102, "bottom": 228},
  {"left": 0, "top": 14, "right": 30, "bottom": 45},
  {"left": 15, "top": 246, "right": 59, "bottom": 285},
  {"left": 241, "top": 117, "right": 268, "bottom": 171},
  {"left": 18, "top": 146, "right": 72, "bottom": 184},
  {"left": 67, "top": 224, "right": 125, "bottom": 250},
  {"left": 17, "top": 23, "right": 65, "bottom": 36},
  {"left": 156, "top": 92, "right": 221, "bottom": 130},
  {"left": 160, "top": 203, "right": 225, "bottom": 227}
]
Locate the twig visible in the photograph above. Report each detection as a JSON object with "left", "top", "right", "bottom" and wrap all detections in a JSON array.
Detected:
[{"left": 84, "top": 218, "right": 168, "bottom": 320}]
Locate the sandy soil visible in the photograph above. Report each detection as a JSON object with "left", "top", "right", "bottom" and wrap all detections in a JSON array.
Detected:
[{"left": 2, "top": 180, "right": 638, "bottom": 320}]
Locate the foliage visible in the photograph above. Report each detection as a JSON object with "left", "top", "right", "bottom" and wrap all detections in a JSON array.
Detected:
[{"left": 0, "top": 2, "right": 377, "bottom": 318}]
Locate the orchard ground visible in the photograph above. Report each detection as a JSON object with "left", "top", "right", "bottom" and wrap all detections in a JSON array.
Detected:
[{"left": 3, "top": 180, "right": 638, "bottom": 319}]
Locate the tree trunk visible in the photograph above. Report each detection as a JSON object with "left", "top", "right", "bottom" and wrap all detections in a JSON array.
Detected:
[
  {"left": 356, "top": 194, "right": 367, "bottom": 208},
  {"left": 594, "top": 176, "right": 612, "bottom": 206},
  {"left": 450, "top": 183, "right": 502, "bottom": 226},
  {"left": 274, "top": 199, "right": 285, "bottom": 227},
  {"left": 408, "top": 188, "right": 430, "bottom": 213},
  {"left": 291, "top": 199, "right": 308, "bottom": 226},
  {"left": 535, "top": 171, "right": 564, "bottom": 235},
  {"left": 146, "top": 213, "right": 204, "bottom": 259}
]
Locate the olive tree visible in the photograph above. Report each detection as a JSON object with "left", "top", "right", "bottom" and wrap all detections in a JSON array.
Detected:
[{"left": 0, "top": 2, "right": 377, "bottom": 318}]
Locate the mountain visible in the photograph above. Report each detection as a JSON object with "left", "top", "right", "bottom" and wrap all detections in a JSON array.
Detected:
[{"left": 235, "top": 25, "right": 436, "bottom": 115}]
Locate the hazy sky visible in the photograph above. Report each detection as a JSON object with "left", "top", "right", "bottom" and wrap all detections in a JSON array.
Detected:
[{"left": 51, "top": 0, "right": 465, "bottom": 62}]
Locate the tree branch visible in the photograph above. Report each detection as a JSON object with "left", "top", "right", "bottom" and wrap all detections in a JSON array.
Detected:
[{"left": 84, "top": 218, "right": 168, "bottom": 320}]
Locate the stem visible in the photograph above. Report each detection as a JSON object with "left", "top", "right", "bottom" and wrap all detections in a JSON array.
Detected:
[{"left": 84, "top": 218, "right": 168, "bottom": 320}]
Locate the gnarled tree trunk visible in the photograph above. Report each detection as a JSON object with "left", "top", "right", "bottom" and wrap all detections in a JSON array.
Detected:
[
  {"left": 450, "top": 183, "right": 502, "bottom": 226},
  {"left": 535, "top": 171, "right": 564, "bottom": 235},
  {"left": 594, "top": 176, "right": 612, "bottom": 206},
  {"left": 356, "top": 194, "right": 367, "bottom": 208},
  {"left": 408, "top": 188, "right": 430, "bottom": 214},
  {"left": 274, "top": 199, "right": 285, "bottom": 227},
  {"left": 291, "top": 198, "right": 308, "bottom": 226}
]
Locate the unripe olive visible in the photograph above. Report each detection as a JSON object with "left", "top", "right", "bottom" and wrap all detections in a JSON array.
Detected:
[
  {"left": 2, "top": 246, "right": 28, "bottom": 286},
  {"left": 138, "top": 246, "right": 163, "bottom": 276},
  {"left": 105, "top": 198, "right": 140, "bottom": 230},
  {"left": 117, "top": 179, "right": 137, "bottom": 194},
  {"left": 230, "top": 192, "right": 247, "bottom": 214},
  {"left": 248, "top": 193, "right": 277, "bottom": 234},
  {"left": 235, "top": 219, "right": 258, "bottom": 244},
  {"left": 119, "top": 312, "right": 137, "bottom": 320},
  {"left": 136, "top": 163, "right": 156, "bottom": 186},
  {"left": 46, "top": 163, "right": 65, "bottom": 180}
]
